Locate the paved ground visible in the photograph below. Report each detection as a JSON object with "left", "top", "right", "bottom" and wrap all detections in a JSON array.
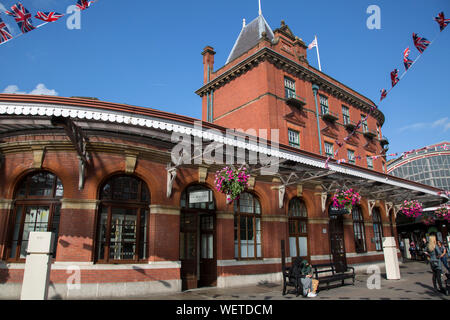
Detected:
[{"left": 123, "top": 260, "right": 449, "bottom": 301}]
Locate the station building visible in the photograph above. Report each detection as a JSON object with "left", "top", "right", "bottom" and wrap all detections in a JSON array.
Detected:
[
  {"left": 0, "top": 11, "right": 447, "bottom": 298},
  {"left": 387, "top": 142, "right": 450, "bottom": 247}
]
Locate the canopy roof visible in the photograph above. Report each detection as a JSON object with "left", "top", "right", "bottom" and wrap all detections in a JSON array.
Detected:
[{"left": 0, "top": 94, "right": 447, "bottom": 211}]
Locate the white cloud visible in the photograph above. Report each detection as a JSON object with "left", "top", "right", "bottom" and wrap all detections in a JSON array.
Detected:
[
  {"left": 2, "top": 85, "right": 26, "bottom": 94},
  {"left": 398, "top": 116, "right": 450, "bottom": 133},
  {"left": 29, "top": 84, "right": 58, "bottom": 96},
  {"left": 2, "top": 83, "right": 58, "bottom": 96}
]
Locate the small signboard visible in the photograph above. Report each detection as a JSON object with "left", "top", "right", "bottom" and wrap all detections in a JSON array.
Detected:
[
  {"left": 329, "top": 207, "right": 350, "bottom": 215},
  {"left": 189, "top": 190, "right": 211, "bottom": 204}
]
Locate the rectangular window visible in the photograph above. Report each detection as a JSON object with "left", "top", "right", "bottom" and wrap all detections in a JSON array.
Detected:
[
  {"left": 288, "top": 129, "right": 300, "bottom": 148},
  {"left": 367, "top": 156, "right": 374, "bottom": 169},
  {"left": 319, "top": 95, "right": 329, "bottom": 115},
  {"left": 342, "top": 106, "right": 350, "bottom": 125},
  {"left": 348, "top": 149, "right": 355, "bottom": 164},
  {"left": 284, "top": 77, "right": 296, "bottom": 99},
  {"left": 361, "top": 115, "right": 368, "bottom": 133},
  {"left": 324, "top": 142, "right": 334, "bottom": 158}
]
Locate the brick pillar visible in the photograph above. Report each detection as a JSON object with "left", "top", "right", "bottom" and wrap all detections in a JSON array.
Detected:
[
  {"left": 0, "top": 199, "right": 13, "bottom": 260},
  {"left": 149, "top": 205, "right": 180, "bottom": 261},
  {"left": 57, "top": 199, "right": 98, "bottom": 262},
  {"left": 216, "top": 211, "right": 234, "bottom": 261}
]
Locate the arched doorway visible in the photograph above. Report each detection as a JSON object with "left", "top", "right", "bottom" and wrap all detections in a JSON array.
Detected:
[
  {"left": 7, "top": 171, "right": 64, "bottom": 261},
  {"left": 180, "top": 185, "right": 216, "bottom": 290},
  {"left": 328, "top": 206, "right": 347, "bottom": 273}
]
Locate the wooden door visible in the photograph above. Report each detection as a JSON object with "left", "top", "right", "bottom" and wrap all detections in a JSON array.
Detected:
[
  {"left": 199, "top": 214, "right": 217, "bottom": 287},
  {"left": 329, "top": 213, "right": 347, "bottom": 273},
  {"left": 180, "top": 212, "right": 198, "bottom": 290}
]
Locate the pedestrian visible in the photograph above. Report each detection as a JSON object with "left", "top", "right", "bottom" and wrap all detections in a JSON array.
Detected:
[
  {"left": 437, "top": 240, "right": 450, "bottom": 274},
  {"left": 424, "top": 234, "right": 446, "bottom": 293},
  {"left": 409, "top": 241, "right": 416, "bottom": 260},
  {"left": 299, "top": 259, "right": 318, "bottom": 298}
]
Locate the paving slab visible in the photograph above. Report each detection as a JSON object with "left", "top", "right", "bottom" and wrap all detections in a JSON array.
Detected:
[{"left": 112, "top": 261, "right": 448, "bottom": 301}]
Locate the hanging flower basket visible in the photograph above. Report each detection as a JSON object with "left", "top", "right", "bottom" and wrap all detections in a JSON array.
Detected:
[
  {"left": 331, "top": 189, "right": 361, "bottom": 213},
  {"left": 421, "top": 213, "right": 436, "bottom": 225},
  {"left": 214, "top": 166, "right": 250, "bottom": 204},
  {"left": 400, "top": 200, "right": 423, "bottom": 218},
  {"left": 434, "top": 205, "right": 450, "bottom": 222}
]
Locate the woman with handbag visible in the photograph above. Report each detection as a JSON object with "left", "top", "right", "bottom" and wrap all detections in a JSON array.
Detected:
[{"left": 424, "top": 234, "right": 445, "bottom": 293}]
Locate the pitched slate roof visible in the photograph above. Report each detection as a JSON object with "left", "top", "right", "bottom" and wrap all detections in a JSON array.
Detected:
[{"left": 225, "top": 14, "right": 274, "bottom": 65}]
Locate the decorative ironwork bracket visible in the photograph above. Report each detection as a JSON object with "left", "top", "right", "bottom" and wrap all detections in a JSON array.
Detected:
[
  {"left": 368, "top": 199, "right": 376, "bottom": 216},
  {"left": 51, "top": 116, "right": 90, "bottom": 190},
  {"left": 385, "top": 202, "right": 394, "bottom": 218},
  {"left": 166, "top": 165, "right": 177, "bottom": 198}
]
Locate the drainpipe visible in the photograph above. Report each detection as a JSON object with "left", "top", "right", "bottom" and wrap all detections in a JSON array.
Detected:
[{"left": 312, "top": 84, "right": 323, "bottom": 155}]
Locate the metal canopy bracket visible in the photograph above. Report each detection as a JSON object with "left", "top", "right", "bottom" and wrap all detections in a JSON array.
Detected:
[
  {"left": 166, "top": 165, "right": 177, "bottom": 198},
  {"left": 321, "top": 192, "right": 328, "bottom": 213},
  {"left": 368, "top": 199, "right": 376, "bottom": 216},
  {"left": 51, "top": 116, "right": 90, "bottom": 190},
  {"left": 385, "top": 202, "right": 394, "bottom": 217}
]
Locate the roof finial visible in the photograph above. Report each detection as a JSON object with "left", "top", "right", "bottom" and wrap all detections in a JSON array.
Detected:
[
  {"left": 258, "top": 0, "right": 262, "bottom": 16},
  {"left": 243, "top": 18, "right": 246, "bottom": 28}
]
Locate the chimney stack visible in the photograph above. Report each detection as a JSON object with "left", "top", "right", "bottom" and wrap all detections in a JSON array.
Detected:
[{"left": 202, "top": 46, "right": 216, "bottom": 84}]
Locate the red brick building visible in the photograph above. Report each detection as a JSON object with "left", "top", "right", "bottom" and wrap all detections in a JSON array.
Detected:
[{"left": 0, "top": 12, "right": 447, "bottom": 299}]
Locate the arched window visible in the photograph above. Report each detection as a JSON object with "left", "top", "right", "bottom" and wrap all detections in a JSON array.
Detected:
[
  {"left": 372, "top": 208, "right": 384, "bottom": 251},
  {"left": 288, "top": 198, "right": 308, "bottom": 258},
  {"left": 351, "top": 206, "right": 367, "bottom": 253},
  {"left": 9, "top": 171, "right": 63, "bottom": 261},
  {"left": 96, "top": 175, "right": 150, "bottom": 263},
  {"left": 234, "top": 192, "right": 262, "bottom": 259}
]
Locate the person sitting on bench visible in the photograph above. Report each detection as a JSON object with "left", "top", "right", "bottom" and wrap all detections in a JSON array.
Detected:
[{"left": 300, "top": 260, "right": 319, "bottom": 298}]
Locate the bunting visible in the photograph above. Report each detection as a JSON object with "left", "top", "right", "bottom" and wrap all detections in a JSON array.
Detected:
[
  {"left": 76, "top": 0, "right": 93, "bottom": 11},
  {"left": 412, "top": 33, "right": 430, "bottom": 53},
  {"left": 380, "top": 89, "right": 387, "bottom": 101},
  {"left": 0, "top": 0, "right": 98, "bottom": 47},
  {"left": 390, "top": 69, "right": 399, "bottom": 87},
  {"left": 0, "top": 17, "right": 13, "bottom": 44},
  {"left": 5, "top": 2, "right": 35, "bottom": 34},
  {"left": 435, "top": 12, "right": 450, "bottom": 32},
  {"left": 403, "top": 48, "right": 413, "bottom": 71},
  {"left": 35, "top": 12, "right": 65, "bottom": 23}
]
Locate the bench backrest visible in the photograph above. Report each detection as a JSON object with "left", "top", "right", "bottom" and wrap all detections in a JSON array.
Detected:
[{"left": 312, "top": 263, "right": 335, "bottom": 278}]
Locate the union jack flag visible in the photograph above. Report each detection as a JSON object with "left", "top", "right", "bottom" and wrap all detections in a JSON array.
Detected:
[
  {"left": 412, "top": 33, "right": 430, "bottom": 54},
  {"left": 435, "top": 12, "right": 450, "bottom": 32},
  {"left": 5, "top": 2, "right": 35, "bottom": 34},
  {"left": 335, "top": 140, "right": 343, "bottom": 148},
  {"left": 380, "top": 89, "right": 387, "bottom": 101},
  {"left": 403, "top": 48, "right": 413, "bottom": 71},
  {"left": 390, "top": 69, "right": 399, "bottom": 87},
  {"left": 35, "top": 12, "right": 65, "bottom": 23},
  {"left": 76, "top": 0, "right": 93, "bottom": 10},
  {"left": 0, "top": 17, "right": 13, "bottom": 44}
]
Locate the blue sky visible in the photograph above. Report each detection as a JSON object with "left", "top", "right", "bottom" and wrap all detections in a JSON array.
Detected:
[{"left": 0, "top": 0, "right": 449, "bottom": 159}]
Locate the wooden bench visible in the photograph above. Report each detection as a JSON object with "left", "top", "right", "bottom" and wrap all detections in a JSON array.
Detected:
[{"left": 312, "top": 263, "right": 355, "bottom": 291}]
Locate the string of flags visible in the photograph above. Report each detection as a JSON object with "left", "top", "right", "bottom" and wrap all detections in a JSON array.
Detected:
[
  {"left": 0, "top": 0, "right": 97, "bottom": 46},
  {"left": 335, "top": 144, "right": 449, "bottom": 165},
  {"left": 325, "top": 10, "right": 449, "bottom": 169}
]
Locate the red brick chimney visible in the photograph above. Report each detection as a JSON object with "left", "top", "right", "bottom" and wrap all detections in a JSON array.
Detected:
[{"left": 202, "top": 46, "right": 216, "bottom": 84}]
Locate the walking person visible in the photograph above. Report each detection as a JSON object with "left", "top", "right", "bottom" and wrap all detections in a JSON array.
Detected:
[
  {"left": 424, "top": 234, "right": 446, "bottom": 294},
  {"left": 437, "top": 240, "right": 450, "bottom": 274}
]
